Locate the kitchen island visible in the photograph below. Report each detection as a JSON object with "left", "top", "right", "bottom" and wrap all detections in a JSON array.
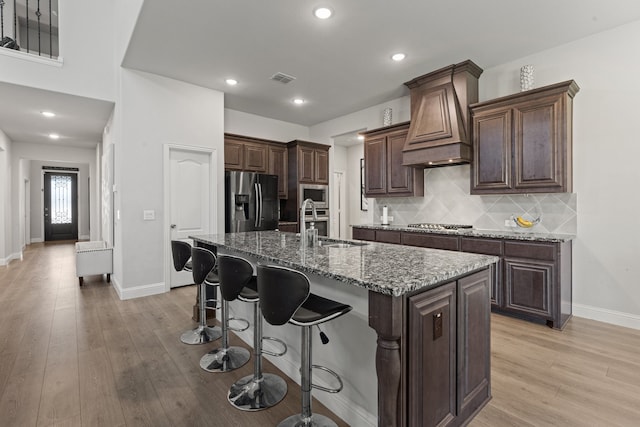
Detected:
[{"left": 191, "top": 231, "right": 498, "bottom": 427}]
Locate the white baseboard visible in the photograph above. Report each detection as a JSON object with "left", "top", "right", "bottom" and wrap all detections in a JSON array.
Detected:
[
  {"left": 573, "top": 303, "right": 640, "bottom": 330},
  {"left": 31, "top": 237, "right": 43, "bottom": 243},
  {"left": 233, "top": 329, "right": 377, "bottom": 427},
  {"left": 79, "top": 234, "right": 90, "bottom": 240},
  {"left": 112, "top": 278, "right": 166, "bottom": 300},
  {"left": 0, "top": 251, "right": 23, "bottom": 266}
]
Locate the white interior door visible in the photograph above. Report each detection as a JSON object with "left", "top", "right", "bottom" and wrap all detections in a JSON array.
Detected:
[{"left": 168, "top": 147, "right": 213, "bottom": 288}]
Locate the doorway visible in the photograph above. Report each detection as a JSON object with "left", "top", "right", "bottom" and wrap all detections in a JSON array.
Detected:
[
  {"left": 164, "top": 145, "right": 217, "bottom": 290},
  {"left": 43, "top": 172, "right": 78, "bottom": 241}
]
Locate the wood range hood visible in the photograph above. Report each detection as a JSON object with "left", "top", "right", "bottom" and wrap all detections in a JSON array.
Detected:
[{"left": 403, "top": 59, "right": 483, "bottom": 167}]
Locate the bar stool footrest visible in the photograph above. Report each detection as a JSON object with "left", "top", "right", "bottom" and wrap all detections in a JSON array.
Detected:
[
  {"left": 311, "top": 364, "right": 343, "bottom": 393},
  {"left": 228, "top": 317, "right": 250, "bottom": 332},
  {"left": 262, "top": 336, "right": 287, "bottom": 357}
]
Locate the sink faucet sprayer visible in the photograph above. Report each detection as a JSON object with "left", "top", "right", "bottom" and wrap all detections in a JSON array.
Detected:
[{"left": 300, "top": 198, "right": 318, "bottom": 248}]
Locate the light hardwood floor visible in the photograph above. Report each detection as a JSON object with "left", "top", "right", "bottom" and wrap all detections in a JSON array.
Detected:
[{"left": 1, "top": 242, "right": 640, "bottom": 426}]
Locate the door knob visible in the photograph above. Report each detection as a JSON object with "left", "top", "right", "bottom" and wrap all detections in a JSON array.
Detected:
[{"left": 170, "top": 224, "right": 176, "bottom": 229}]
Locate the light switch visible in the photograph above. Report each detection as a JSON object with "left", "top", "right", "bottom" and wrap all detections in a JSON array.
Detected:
[{"left": 143, "top": 210, "right": 155, "bottom": 220}]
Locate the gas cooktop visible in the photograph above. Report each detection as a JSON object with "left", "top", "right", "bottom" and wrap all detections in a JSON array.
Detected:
[{"left": 407, "top": 223, "right": 473, "bottom": 231}]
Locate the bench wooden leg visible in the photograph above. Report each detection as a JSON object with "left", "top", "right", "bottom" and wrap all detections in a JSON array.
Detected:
[
  {"left": 79, "top": 277, "right": 84, "bottom": 286},
  {"left": 106, "top": 273, "right": 111, "bottom": 283}
]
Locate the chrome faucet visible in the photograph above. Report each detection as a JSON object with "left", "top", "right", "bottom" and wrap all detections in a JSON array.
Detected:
[{"left": 300, "top": 198, "right": 318, "bottom": 247}]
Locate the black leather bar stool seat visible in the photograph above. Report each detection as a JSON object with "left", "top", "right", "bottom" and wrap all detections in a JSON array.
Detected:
[
  {"left": 225, "top": 255, "right": 288, "bottom": 411},
  {"left": 180, "top": 247, "right": 222, "bottom": 345},
  {"left": 171, "top": 240, "right": 192, "bottom": 272},
  {"left": 199, "top": 254, "right": 252, "bottom": 373},
  {"left": 257, "top": 265, "right": 352, "bottom": 427}
]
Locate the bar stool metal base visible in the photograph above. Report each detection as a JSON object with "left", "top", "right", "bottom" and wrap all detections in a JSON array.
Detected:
[
  {"left": 180, "top": 325, "right": 221, "bottom": 345},
  {"left": 278, "top": 413, "right": 338, "bottom": 427},
  {"left": 228, "top": 373, "right": 287, "bottom": 411},
  {"left": 200, "top": 346, "right": 250, "bottom": 372}
]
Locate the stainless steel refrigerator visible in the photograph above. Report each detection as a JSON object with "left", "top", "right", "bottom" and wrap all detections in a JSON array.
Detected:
[{"left": 225, "top": 171, "right": 279, "bottom": 233}]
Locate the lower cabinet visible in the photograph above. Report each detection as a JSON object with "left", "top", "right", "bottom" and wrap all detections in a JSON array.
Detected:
[
  {"left": 353, "top": 227, "right": 572, "bottom": 329},
  {"left": 406, "top": 269, "right": 491, "bottom": 427}
]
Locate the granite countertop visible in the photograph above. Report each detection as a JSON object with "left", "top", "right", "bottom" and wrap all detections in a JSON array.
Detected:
[
  {"left": 353, "top": 224, "right": 575, "bottom": 243},
  {"left": 190, "top": 231, "right": 498, "bottom": 297}
]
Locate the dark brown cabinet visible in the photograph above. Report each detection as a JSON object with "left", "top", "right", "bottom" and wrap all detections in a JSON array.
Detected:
[
  {"left": 268, "top": 144, "right": 288, "bottom": 198},
  {"left": 352, "top": 226, "right": 572, "bottom": 329},
  {"left": 277, "top": 223, "right": 297, "bottom": 233},
  {"left": 363, "top": 122, "right": 424, "bottom": 197},
  {"left": 224, "top": 133, "right": 288, "bottom": 199},
  {"left": 406, "top": 269, "right": 490, "bottom": 427},
  {"left": 470, "top": 80, "right": 579, "bottom": 194},
  {"left": 291, "top": 141, "right": 329, "bottom": 185}
]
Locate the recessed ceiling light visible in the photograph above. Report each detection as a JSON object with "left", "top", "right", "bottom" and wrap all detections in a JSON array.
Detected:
[
  {"left": 225, "top": 78, "right": 238, "bottom": 86},
  {"left": 49, "top": 133, "right": 60, "bottom": 140},
  {"left": 41, "top": 111, "right": 55, "bottom": 117},
  {"left": 357, "top": 135, "right": 364, "bottom": 141},
  {"left": 313, "top": 7, "right": 333, "bottom": 19},
  {"left": 391, "top": 53, "right": 406, "bottom": 62},
  {"left": 292, "top": 98, "right": 306, "bottom": 105}
]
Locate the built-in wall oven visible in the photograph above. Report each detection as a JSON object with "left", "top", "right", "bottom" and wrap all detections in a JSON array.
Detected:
[
  {"left": 299, "top": 184, "right": 329, "bottom": 209},
  {"left": 303, "top": 209, "right": 329, "bottom": 236}
]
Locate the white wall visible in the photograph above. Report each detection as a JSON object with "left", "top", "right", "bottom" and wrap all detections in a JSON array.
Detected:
[
  {"left": 0, "top": 129, "right": 13, "bottom": 265},
  {"left": 0, "top": 0, "right": 116, "bottom": 103},
  {"left": 224, "top": 108, "right": 309, "bottom": 142},
  {"left": 29, "top": 160, "right": 91, "bottom": 242},
  {"left": 11, "top": 142, "right": 98, "bottom": 253},
  {"left": 111, "top": 69, "right": 224, "bottom": 297}
]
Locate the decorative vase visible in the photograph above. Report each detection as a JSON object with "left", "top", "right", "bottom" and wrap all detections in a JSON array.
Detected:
[
  {"left": 520, "top": 65, "right": 534, "bottom": 91},
  {"left": 383, "top": 107, "right": 392, "bottom": 126}
]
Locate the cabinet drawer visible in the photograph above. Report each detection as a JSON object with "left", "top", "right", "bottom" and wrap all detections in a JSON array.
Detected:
[
  {"left": 376, "top": 230, "right": 402, "bottom": 244},
  {"left": 460, "top": 237, "right": 502, "bottom": 256},
  {"left": 402, "top": 233, "right": 460, "bottom": 251},
  {"left": 504, "top": 241, "right": 556, "bottom": 261},
  {"left": 352, "top": 228, "right": 376, "bottom": 241}
]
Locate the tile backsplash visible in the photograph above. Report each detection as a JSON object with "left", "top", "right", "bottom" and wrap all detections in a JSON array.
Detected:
[{"left": 373, "top": 164, "right": 576, "bottom": 234}]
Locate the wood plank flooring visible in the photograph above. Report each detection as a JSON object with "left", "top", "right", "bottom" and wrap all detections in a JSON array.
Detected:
[{"left": 2, "top": 242, "right": 640, "bottom": 426}]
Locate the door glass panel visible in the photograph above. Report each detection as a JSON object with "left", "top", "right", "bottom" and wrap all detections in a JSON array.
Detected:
[{"left": 51, "top": 175, "right": 73, "bottom": 224}]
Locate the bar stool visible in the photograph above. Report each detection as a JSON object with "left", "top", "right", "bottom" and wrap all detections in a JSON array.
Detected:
[
  {"left": 171, "top": 240, "right": 193, "bottom": 273},
  {"left": 226, "top": 255, "right": 288, "bottom": 411},
  {"left": 199, "top": 254, "right": 252, "bottom": 372},
  {"left": 180, "top": 247, "right": 222, "bottom": 345},
  {"left": 257, "top": 265, "right": 352, "bottom": 427}
]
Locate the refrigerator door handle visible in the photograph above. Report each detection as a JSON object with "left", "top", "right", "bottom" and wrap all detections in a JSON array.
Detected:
[
  {"left": 257, "top": 183, "right": 263, "bottom": 228},
  {"left": 254, "top": 183, "right": 260, "bottom": 228}
]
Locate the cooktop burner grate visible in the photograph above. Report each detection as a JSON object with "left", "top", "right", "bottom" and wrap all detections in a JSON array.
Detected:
[{"left": 407, "top": 223, "right": 473, "bottom": 230}]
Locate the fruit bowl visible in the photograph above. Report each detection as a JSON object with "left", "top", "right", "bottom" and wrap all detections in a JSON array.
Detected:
[{"left": 513, "top": 215, "right": 541, "bottom": 229}]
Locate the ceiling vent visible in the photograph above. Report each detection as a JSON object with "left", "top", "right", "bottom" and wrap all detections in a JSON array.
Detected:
[{"left": 270, "top": 72, "right": 296, "bottom": 84}]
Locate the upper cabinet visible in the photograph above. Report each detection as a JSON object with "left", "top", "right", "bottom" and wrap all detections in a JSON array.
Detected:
[
  {"left": 402, "top": 60, "right": 483, "bottom": 167},
  {"left": 288, "top": 140, "right": 330, "bottom": 185},
  {"left": 224, "top": 133, "right": 288, "bottom": 198},
  {"left": 363, "top": 122, "right": 424, "bottom": 197},
  {"left": 470, "top": 80, "right": 579, "bottom": 194}
]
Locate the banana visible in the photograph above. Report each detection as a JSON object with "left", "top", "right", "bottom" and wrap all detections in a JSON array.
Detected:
[{"left": 515, "top": 216, "right": 534, "bottom": 228}]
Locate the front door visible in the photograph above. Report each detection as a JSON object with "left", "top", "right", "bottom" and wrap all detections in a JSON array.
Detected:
[
  {"left": 44, "top": 172, "right": 78, "bottom": 241},
  {"left": 168, "top": 147, "right": 214, "bottom": 288}
]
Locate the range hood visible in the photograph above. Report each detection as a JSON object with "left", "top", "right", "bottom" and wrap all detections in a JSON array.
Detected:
[{"left": 402, "top": 60, "right": 483, "bottom": 167}]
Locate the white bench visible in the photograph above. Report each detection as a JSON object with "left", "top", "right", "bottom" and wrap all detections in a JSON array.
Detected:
[{"left": 75, "top": 241, "right": 113, "bottom": 286}]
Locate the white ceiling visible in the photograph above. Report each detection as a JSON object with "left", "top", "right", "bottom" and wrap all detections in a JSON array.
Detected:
[{"left": 3, "top": 1, "right": 640, "bottom": 148}]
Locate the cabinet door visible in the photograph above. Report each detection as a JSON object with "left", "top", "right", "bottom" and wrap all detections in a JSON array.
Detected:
[
  {"left": 364, "top": 136, "right": 387, "bottom": 195},
  {"left": 268, "top": 145, "right": 288, "bottom": 198},
  {"left": 298, "top": 146, "right": 315, "bottom": 183},
  {"left": 460, "top": 237, "right": 503, "bottom": 306},
  {"left": 407, "top": 282, "right": 457, "bottom": 427},
  {"left": 375, "top": 230, "right": 401, "bottom": 244},
  {"left": 314, "top": 149, "right": 329, "bottom": 184},
  {"left": 504, "top": 258, "right": 553, "bottom": 318},
  {"left": 514, "top": 95, "right": 564, "bottom": 191},
  {"left": 457, "top": 270, "right": 491, "bottom": 419},
  {"left": 244, "top": 142, "right": 268, "bottom": 173},
  {"left": 386, "top": 130, "right": 413, "bottom": 194},
  {"left": 471, "top": 108, "right": 512, "bottom": 193},
  {"left": 224, "top": 139, "right": 244, "bottom": 170}
]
